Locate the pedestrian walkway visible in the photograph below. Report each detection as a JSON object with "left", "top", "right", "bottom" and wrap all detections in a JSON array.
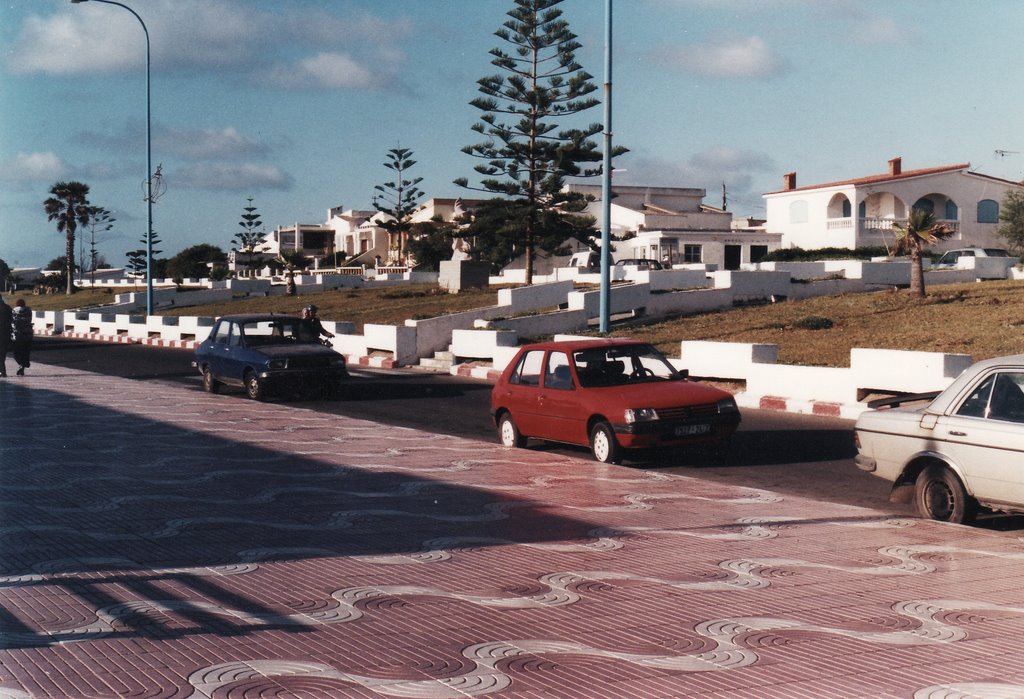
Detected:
[{"left": 3, "top": 363, "right": 1024, "bottom": 698}]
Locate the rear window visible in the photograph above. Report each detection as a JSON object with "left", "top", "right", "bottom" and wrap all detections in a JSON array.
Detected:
[{"left": 240, "top": 319, "right": 308, "bottom": 345}]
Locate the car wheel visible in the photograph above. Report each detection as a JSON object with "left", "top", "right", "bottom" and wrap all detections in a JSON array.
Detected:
[
  {"left": 245, "top": 370, "right": 266, "bottom": 401},
  {"left": 914, "top": 465, "right": 976, "bottom": 524},
  {"left": 590, "top": 421, "right": 622, "bottom": 464},
  {"left": 201, "top": 366, "right": 220, "bottom": 394},
  {"left": 497, "top": 413, "right": 526, "bottom": 448}
]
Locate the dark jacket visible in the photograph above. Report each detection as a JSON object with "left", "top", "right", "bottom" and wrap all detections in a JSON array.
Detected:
[{"left": 0, "top": 302, "right": 11, "bottom": 343}]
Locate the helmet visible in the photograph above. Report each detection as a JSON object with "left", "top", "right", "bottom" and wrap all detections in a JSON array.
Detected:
[{"left": 305, "top": 304, "right": 318, "bottom": 314}]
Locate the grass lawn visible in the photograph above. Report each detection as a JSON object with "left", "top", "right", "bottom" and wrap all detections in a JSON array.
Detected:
[
  {"left": 21, "top": 279, "right": 1024, "bottom": 367},
  {"left": 618, "top": 280, "right": 1024, "bottom": 367}
]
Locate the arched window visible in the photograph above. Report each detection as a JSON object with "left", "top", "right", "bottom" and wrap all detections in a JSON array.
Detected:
[
  {"left": 913, "top": 198, "right": 934, "bottom": 215},
  {"left": 978, "top": 199, "right": 999, "bottom": 223},
  {"left": 842, "top": 199, "right": 851, "bottom": 217},
  {"left": 858, "top": 201, "right": 866, "bottom": 218},
  {"left": 789, "top": 200, "right": 808, "bottom": 224},
  {"left": 945, "top": 199, "right": 958, "bottom": 221}
]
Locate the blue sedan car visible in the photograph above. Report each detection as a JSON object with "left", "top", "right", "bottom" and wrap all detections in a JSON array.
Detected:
[{"left": 193, "top": 313, "right": 348, "bottom": 400}]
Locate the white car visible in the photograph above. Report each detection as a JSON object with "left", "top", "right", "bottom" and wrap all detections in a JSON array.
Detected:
[
  {"left": 932, "top": 247, "right": 1010, "bottom": 267},
  {"left": 855, "top": 355, "right": 1024, "bottom": 523}
]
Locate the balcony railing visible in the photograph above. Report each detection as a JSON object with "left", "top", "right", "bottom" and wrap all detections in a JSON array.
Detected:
[{"left": 825, "top": 217, "right": 960, "bottom": 234}]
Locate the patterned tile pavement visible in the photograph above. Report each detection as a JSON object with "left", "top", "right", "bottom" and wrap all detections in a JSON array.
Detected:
[{"left": 4, "top": 364, "right": 1024, "bottom": 698}]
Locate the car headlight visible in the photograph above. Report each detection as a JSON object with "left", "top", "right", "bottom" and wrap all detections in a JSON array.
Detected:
[
  {"left": 268, "top": 359, "right": 287, "bottom": 370},
  {"left": 717, "top": 397, "right": 739, "bottom": 413},
  {"left": 624, "top": 408, "right": 659, "bottom": 424}
]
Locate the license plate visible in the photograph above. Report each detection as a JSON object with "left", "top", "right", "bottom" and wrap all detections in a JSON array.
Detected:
[{"left": 675, "top": 423, "right": 711, "bottom": 437}]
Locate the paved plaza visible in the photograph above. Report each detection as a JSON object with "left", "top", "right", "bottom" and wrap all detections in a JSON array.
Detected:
[{"left": 3, "top": 363, "right": 1024, "bottom": 697}]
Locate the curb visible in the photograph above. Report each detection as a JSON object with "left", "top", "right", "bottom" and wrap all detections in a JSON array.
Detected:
[
  {"left": 451, "top": 364, "right": 502, "bottom": 381},
  {"left": 352, "top": 355, "right": 398, "bottom": 369},
  {"left": 61, "top": 331, "right": 199, "bottom": 350},
  {"left": 62, "top": 331, "right": 138, "bottom": 345},
  {"left": 141, "top": 337, "right": 199, "bottom": 350},
  {"left": 733, "top": 392, "right": 867, "bottom": 420}
]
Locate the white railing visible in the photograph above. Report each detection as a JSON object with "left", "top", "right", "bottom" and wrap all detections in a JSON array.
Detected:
[{"left": 859, "top": 217, "right": 960, "bottom": 234}]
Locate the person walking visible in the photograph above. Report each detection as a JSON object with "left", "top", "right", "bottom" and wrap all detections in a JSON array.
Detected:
[
  {"left": 11, "top": 298, "right": 32, "bottom": 376},
  {"left": 0, "top": 296, "right": 11, "bottom": 377}
]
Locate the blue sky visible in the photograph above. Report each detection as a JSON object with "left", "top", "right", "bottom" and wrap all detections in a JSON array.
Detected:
[{"left": 2, "top": 0, "right": 1023, "bottom": 268}]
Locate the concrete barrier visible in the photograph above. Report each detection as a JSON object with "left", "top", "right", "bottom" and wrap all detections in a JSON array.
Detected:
[
  {"left": 488, "top": 309, "right": 589, "bottom": 338},
  {"left": 851, "top": 348, "right": 972, "bottom": 398},
  {"left": 567, "top": 283, "right": 651, "bottom": 316},
  {"left": 645, "top": 268, "right": 711, "bottom": 291},
  {"left": 364, "top": 324, "right": 418, "bottom": 366},
  {"left": 709, "top": 271, "right": 790, "bottom": 301},
  {"left": 745, "top": 363, "right": 859, "bottom": 404},
  {"left": 451, "top": 328, "right": 518, "bottom": 361},
  {"left": 678, "top": 341, "right": 778, "bottom": 380},
  {"left": 497, "top": 280, "right": 573, "bottom": 313}
]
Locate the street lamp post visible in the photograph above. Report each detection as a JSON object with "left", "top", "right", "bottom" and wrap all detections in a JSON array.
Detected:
[
  {"left": 70, "top": 0, "right": 154, "bottom": 317},
  {"left": 599, "top": 0, "right": 613, "bottom": 333}
]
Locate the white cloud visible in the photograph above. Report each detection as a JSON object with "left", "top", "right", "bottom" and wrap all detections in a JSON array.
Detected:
[
  {"left": 173, "top": 163, "right": 293, "bottom": 192},
  {"left": 850, "top": 16, "right": 904, "bottom": 45},
  {"left": 0, "top": 152, "right": 71, "bottom": 183},
  {"left": 652, "top": 35, "right": 789, "bottom": 79},
  {"left": 159, "top": 127, "right": 270, "bottom": 161},
  {"left": 7, "top": 1, "right": 407, "bottom": 80},
  {"left": 267, "top": 52, "right": 378, "bottom": 90},
  {"left": 617, "top": 146, "right": 775, "bottom": 210}
]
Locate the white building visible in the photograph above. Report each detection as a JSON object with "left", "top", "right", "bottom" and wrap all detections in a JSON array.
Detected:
[
  {"left": 763, "top": 157, "right": 1023, "bottom": 252},
  {"left": 567, "top": 184, "right": 782, "bottom": 270},
  {"left": 261, "top": 199, "right": 486, "bottom": 270}
]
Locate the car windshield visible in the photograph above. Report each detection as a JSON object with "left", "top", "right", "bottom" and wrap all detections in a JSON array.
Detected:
[
  {"left": 240, "top": 318, "right": 316, "bottom": 346},
  {"left": 573, "top": 344, "right": 681, "bottom": 387}
]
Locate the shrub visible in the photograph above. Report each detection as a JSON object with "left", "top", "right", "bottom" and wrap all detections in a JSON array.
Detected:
[
  {"left": 793, "top": 315, "right": 834, "bottom": 330},
  {"left": 762, "top": 246, "right": 889, "bottom": 262}
]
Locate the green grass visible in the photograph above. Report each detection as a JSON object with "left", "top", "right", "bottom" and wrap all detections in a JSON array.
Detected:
[{"left": 25, "top": 279, "right": 1024, "bottom": 367}]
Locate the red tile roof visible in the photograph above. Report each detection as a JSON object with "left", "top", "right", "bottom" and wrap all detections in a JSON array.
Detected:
[{"left": 765, "top": 163, "right": 971, "bottom": 195}]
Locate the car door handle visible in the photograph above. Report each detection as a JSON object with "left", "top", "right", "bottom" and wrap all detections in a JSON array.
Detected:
[{"left": 949, "top": 430, "right": 967, "bottom": 436}]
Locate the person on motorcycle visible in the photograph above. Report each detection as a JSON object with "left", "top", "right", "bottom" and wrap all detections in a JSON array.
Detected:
[{"left": 299, "top": 304, "right": 334, "bottom": 343}]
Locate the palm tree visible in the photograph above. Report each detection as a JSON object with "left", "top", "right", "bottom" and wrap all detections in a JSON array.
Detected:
[
  {"left": 43, "top": 181, "right": 92, "bottom": 295},
  {"left": 892, "top": 208, "right": 953, "bottom": 298}
]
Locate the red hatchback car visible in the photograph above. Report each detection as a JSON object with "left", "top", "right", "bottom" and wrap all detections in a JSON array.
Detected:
[{"left": 490, "top": 339, "right": 741, "bottom": 463}]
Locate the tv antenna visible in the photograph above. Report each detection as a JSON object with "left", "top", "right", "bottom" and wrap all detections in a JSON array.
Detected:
[{"left": 995, "top": 150, "right": 1019, "bottom": 157}]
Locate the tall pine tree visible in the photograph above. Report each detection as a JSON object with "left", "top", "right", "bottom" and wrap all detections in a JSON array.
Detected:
[
  {"left": 234, "top": 197, "right": 268, "bottom": 275},
  {"left": 456, "top": 0, "right": 610, "bottom": 284},
  {"left": 373, "top": 147, "right": 424, "bottom": 265}
]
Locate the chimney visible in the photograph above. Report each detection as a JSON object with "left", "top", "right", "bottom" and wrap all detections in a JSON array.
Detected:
[
  {"left": 888, "top": 157, "right": 902, "bottom": 176},
  {"left": 783, "top": 172, "right": 796, "bottom": 191}
]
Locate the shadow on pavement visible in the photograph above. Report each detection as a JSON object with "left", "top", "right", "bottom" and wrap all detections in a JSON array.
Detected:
[{"left": 0, "top": 383, "right": 596, "bottom": 579}]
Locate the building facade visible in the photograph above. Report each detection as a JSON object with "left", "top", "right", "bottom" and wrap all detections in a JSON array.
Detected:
[
  {"left": 763, "top": 157, "right": 1023, "bottom": 252},
  {"left": 568, "top": 184, "right": 782, "bottom": 270}
]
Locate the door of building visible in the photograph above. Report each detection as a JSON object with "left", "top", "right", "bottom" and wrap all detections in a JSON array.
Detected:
[{"left": 725, "top": 245, "right": 742, "bottom": 270}]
